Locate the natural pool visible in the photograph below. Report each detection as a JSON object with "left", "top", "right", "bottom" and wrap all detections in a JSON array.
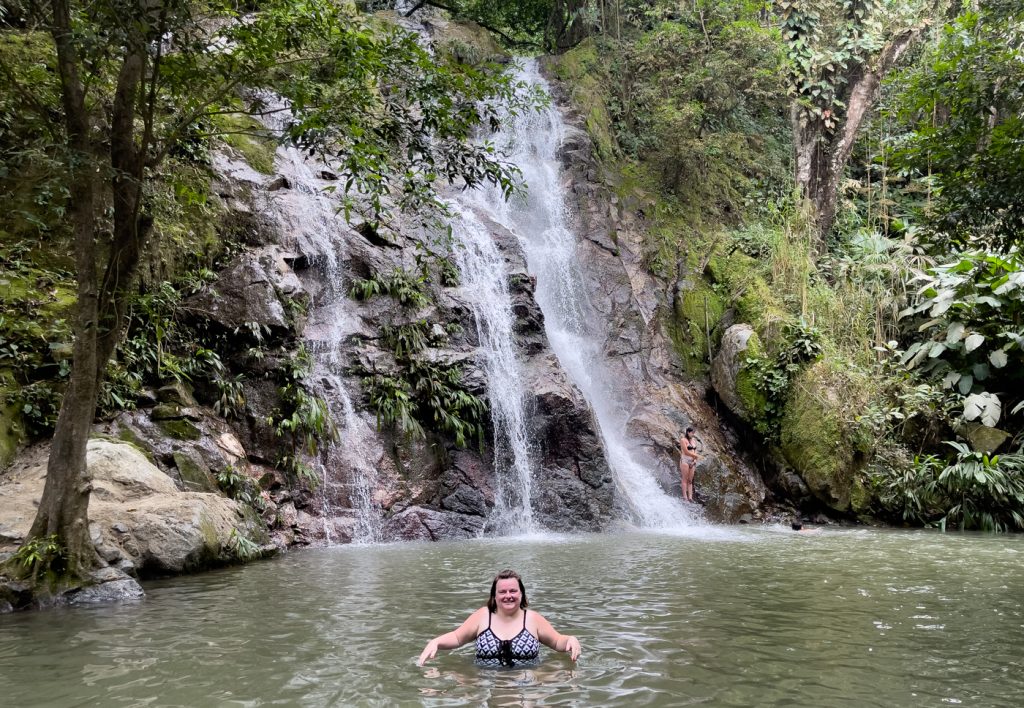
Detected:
[{"left": 2, "top": 526, "right": 1022, "bottom": 706}]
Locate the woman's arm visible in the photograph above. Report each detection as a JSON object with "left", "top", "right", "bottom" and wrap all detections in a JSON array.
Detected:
[
  {"left": 417, "top": 607, "right": 485, "bottom": 665},
  {"left": 533, "top": 612, "right": 581, "bottom": 661}
]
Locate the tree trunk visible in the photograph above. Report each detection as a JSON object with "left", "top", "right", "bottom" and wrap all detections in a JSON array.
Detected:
[
  {"left": 796, "top": 24, "right": 932, "bottom": 242},
  {"left": 26, "top": 0, "right": 103, "bottom": 583}
]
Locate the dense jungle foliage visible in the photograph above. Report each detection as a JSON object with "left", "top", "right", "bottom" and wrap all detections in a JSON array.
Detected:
[{"left": 1, "top": 0, "right": 1022, "bottom": 538}]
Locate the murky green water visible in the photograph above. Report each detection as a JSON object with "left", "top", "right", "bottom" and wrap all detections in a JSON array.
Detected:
[{"left": 1, "top": 526, "right": 1022, "bottom": 706}]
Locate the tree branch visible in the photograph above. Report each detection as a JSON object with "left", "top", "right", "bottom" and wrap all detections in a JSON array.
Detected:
[{"left": 402, "top": 0, "right": 541, "bottom": 49}]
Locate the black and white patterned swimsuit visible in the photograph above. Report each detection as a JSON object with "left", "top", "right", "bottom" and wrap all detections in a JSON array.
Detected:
[{"left": 475, "top": 611, "right": 541, "bottom": 667}]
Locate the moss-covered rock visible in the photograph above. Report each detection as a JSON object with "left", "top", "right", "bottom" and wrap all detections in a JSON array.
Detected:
[
  {"left": 734, "top": 332, "right": 768, "bottom": 421},
  {"left": 156, "top": 418, "right": 202, "bottom": 441},
  {"left": 549, "top": 39, "right": 617, "bottom": 161},
  {"left": 434, "top": 20, "right": 509, "bottom": 65},
  {"left": 671, "top": 277, "right": 726, "bottom": 376},
  {"left": 173, "top": 451, "right": 219, "bottom": 493},
  {"left": 778, "top": 359, "right": 872, "bottom": 513},
  {"left": 212, "top": 113, "right": 276, "bottom": 175},
  {"left": 707, "top": 252, "right": 789, "bottom": 334},
  {"left": 0, "top": 395, "right": 21, "bottom": 471}
]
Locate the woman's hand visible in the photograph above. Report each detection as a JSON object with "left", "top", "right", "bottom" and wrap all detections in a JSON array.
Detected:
[
  {"left": 417, "top": 640, "right": 438, "bottom": 666},
  {"left": 563, "top": 635, "right": 581, "bottom": 661}
]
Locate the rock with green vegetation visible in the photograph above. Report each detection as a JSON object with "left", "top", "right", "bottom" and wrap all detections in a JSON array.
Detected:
[
  {"left": 954, "top": 422, "right": 1012, "bottom": 455},
  {"left": 548, "top": 39, "right": 617, "bottom": 161},
  {"left": 711, "top": 324, "right": 767, "bottom": 422},
  {"left": 172, "top": 451, "right": 219, "bottom": 493},
  {"left": 778, "top": 360, "right": 871, "bottom": 514},
  {"left": 156, "top": 418, "right": 202, "bottom": 441},
  {"left": 672, "top": 276, "right": 727, "bottom": 376},
  {"left": 706, "top": 252, "right": 789, "bottom": 330},
  {"left": 431, "top": 18, "right": 510, "bottom": 65},
  {"left": 212, "top": 112, "right": 277, "bottom": 175},
  {"left": 0, "top": 397, "right": 21, "bottom": 471}
]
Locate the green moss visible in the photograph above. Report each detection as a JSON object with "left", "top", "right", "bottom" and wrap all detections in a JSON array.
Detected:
[
  {"left": 0, "top": 392, "right": 21, "bottom": 470},
  {"left": 146, "top": 161, "right": 224, "bottom": 286},
  {"left": 549, "top": 39, "right": 617, "bottom": 161},
  {"left": 212, "top": 113, "right": 277, "bottom": 175},
  {"left": 707, "top": 252, "right": 790, "bottom": 334},
  {"left": 156, "top": 418, "right": 201, "bottom": 441},
  {"left": 778, "top": 360, "right": 872, "bottom": 513},
  {"left": 173, "top": 451, "right": 218, "bottom": 493},
  {"left": 670, "top": 278, "right": 726, "bottom": 376},
  {"left": 734, "top": 331, "right": 769, "bottom": 420}
]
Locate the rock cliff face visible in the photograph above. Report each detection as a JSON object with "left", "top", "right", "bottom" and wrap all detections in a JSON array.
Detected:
[{"left": 544, "top": 67, "right": 769, "bottom": 522}]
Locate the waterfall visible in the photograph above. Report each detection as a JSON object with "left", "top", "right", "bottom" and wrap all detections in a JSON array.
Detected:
[
  {"left": 465, "top": 60, "right": 697, "bottom": 528},
  {"left": 447, "top": 206, "right": 536, "bottom": 535},
  {"left": 262, "top": 105, "right": 385, "bottom": 544}
]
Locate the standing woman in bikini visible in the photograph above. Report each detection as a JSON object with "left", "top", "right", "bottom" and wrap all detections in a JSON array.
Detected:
[
  {"left": 417, "top": 569, "right": 582, "bottom": 666},
  {"left": 679, "top": 426, "right": 699, "bottom": 502}
]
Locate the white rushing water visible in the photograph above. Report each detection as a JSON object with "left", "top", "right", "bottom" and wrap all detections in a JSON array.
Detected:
[
  {"left": 463, "top": 60, "right": 697, "bottom": 529},
  {"left": 263, "top": 103, "right": 385, "bottom": 544},
  {"left": 448, "top": 206, "right": 536, "bottom": 534}
]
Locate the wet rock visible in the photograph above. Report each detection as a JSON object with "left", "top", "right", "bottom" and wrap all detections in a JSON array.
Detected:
[
  {"left": 266, "top": 175, "right": 291, "bottom": 191},
  {"left": 382, "top": 506, "right": 485, "bottom": 541},
  {"left": 185, "top": 253, "right": 289, "bottom": 337},
  {"left": 711, "top": 324, "right": 759, "bottom": 420},
  {"left": 70, "top": 567, "right": 145, "bottom": 605}
]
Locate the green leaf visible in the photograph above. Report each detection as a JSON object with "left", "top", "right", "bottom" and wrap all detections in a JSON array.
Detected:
[
  {"left": 957, "top": 374, "right": 974, "bottom": 395},
  {"left": 964, "top": 333, "right": 985, "bottom": 353}
]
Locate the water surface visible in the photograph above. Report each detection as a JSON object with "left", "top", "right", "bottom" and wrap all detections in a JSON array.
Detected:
[{"left": 1, "top": 527, "right": 1022, "bottom": 706}]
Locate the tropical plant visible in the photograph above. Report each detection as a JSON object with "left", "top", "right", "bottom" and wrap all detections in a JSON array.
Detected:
[
  {"left": 873, "top": 441, "right": 1024, "bottom": 531},
  {"left": 10, "top": 534, "right": 65, "bottom": 577},
  {"left": 899, "top": 249, "right": 1024, "bottom": 428},
  {"left": 228, "top": 529, "right": 261, "bottom": 562}
]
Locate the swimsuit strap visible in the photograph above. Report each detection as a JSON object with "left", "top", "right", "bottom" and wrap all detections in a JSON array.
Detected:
[
  {"left": 522, "top": 610, "right": 528, "bottom": 629},
  {"left": 488, "top": 612, "right": 492, "bottom": 629}
]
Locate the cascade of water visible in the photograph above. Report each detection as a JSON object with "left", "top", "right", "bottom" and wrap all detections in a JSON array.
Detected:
[
  {"left": 260, "top": 102, "right": 384, "bottom": 543},
  {"left": 464, "top": 61, "right": 697, "bottom": 528},
  {"left": 447, "top": 206, "right": 536, "bottom": 534}
]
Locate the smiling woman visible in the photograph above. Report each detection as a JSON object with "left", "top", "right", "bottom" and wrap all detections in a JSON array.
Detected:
[{"left": 417, "top": 569, "right": 582, "bottom": 667}]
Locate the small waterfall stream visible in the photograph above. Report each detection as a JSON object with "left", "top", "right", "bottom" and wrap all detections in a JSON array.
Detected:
[
  {"left": 464, "top": 60, "right": 696, "bottom": 528},
  {"left": 448, "top": 206, "right": 536, "bottom": 534},
  {"left": 263, "top": 113, "right": 385, "bottom": 543}
]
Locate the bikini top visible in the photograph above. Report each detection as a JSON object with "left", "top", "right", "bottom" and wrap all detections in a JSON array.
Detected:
[
  {"left": 686, "top": 444, "right": 697, "bottom": 451},
  {"left": 475, "top": 610, "right": 541, "bottom": 667}
]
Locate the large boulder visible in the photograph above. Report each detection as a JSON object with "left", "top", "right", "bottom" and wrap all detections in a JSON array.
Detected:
[
  {"left": 711, "top": 324, "right": 767, "bottom": 422},
  {"left": 779, "top": 360, "right": 871, "bottom": 514},
  {"left": 0, "top": 440, "right": 265, "bottom": 578}
]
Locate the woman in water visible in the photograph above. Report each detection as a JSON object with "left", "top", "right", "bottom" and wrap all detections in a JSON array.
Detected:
[
  {"left": 679, "top": 426, "right": 699, "bottom": 502},
  {"left": 417, "top": 569, "right": 582, "bottom": 667}
]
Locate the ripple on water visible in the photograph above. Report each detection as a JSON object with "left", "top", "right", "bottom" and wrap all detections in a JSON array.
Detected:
[{"left": 2, "top": 528, "right": 1024, "bottom": 706}]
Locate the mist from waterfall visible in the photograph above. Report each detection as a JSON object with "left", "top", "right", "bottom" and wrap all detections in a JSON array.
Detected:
[{"left": 465, "top": 60, "right": 697, "bottom": 529}]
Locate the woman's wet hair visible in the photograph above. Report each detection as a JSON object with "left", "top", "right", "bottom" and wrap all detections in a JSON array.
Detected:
[
  {"left": 488, "top": 569, "right": 529, "bottom": 613},
  {"left": 685, "top": 427, "right": 695, "bottom": 436},
  {"left": 791, "top": 521, "right": 803, "bottom": 531}
]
